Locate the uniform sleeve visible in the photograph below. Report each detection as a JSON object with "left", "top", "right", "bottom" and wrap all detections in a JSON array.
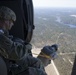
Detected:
[
  {"left": 28, "top": 67, "right": 47, "bottom": 75},
  {"left": 0, "top": 33, "right": 26, "bottom": 60}
]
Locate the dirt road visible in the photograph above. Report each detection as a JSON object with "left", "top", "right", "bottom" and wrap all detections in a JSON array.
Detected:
[{"left": 45, "top": 63, "right": 58, "bottom": 75}]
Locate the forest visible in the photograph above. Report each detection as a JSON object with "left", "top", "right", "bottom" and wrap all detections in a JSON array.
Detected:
[{"left": 31, "top": 8, "right": 76, "bottom": 75}]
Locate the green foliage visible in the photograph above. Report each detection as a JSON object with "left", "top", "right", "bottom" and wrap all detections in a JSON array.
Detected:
[{"left": 31, "top": 8, "right": 76, "bottom": 75}]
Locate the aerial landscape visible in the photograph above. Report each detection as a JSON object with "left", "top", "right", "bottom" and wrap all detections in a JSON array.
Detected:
[{"left": 31, "top": 7, "right": 76, "bottom": 75}]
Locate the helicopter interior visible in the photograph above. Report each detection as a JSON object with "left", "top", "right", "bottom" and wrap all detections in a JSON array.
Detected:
[
  {"left": 0, "top": 0, "right": 34, "bottom": 42},
  {"left": 0, "top": 0, "right": 34, "bottom": 75}
]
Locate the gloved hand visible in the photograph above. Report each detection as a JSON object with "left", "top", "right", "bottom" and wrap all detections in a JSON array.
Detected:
[
  {"left": 42, "top": 44, "right": 58, "bottom": 60},
  {"left": 50, "top": 52, "right": 57, "bottom": 60}
]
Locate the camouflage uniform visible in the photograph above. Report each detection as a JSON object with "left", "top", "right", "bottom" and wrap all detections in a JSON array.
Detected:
[{"left": 0, "top": 6, "right": 47, "bottom": 75}]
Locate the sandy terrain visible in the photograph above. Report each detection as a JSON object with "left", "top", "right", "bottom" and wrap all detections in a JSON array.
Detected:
[{"left": 45, "top": 64, "right": 58, "bottom": 75}]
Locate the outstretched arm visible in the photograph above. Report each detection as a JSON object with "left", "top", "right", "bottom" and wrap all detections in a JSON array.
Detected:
[{"left": 0, "top": 32, "right": 26, "bottom": 60}]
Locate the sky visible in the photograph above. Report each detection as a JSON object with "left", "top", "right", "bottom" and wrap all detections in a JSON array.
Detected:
[{"left": 33, "top": 0, "right": 76, "bottom": 8}]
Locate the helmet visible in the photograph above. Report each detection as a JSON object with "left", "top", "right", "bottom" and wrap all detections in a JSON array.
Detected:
[{"left": 0, "top": 6, "right": 16, "bottom": 22}]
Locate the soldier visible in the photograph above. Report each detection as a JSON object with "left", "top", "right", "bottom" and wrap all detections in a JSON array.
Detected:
[{"left": 0, "top": 6, "right": 47, "bottom": 75}]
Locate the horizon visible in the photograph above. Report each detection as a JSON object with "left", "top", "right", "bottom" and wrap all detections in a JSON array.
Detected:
[{"left": 33, "top": 0, "right": 76, "bottom": 8}]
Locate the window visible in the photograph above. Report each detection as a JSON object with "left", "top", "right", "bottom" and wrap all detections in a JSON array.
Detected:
[{"left": 32, "top": 0, "right": 76, "bottom": 75}]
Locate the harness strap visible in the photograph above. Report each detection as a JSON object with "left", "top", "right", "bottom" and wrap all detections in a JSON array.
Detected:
[{"left": 32, "top": 52, "right": 51, "bottom": 59}]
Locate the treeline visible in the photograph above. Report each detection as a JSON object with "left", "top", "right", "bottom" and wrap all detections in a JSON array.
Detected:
[
  {"left": 60, "top": 15, "right": 76, "bottom": 25},
  {"left": 31, "top": 8, "right": 76, "bottom": 53}
]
